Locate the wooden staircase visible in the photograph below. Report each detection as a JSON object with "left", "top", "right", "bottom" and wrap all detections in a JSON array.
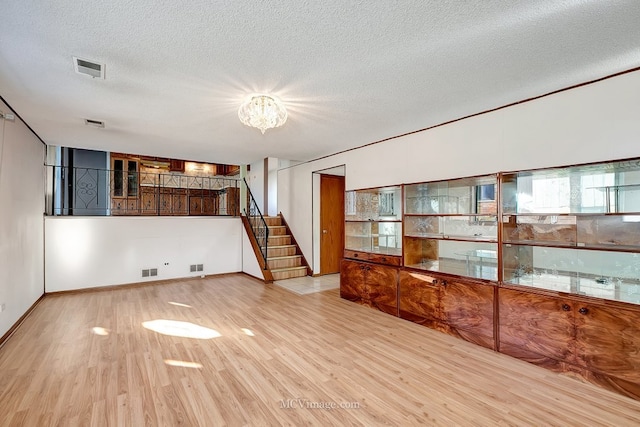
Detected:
[{"left": 243, "top": 214, "right": 311, "bottom": 282}]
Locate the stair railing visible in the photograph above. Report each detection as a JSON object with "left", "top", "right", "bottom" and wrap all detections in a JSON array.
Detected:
[{"left": 242, "top": 178, "right": 269, "bottom": 269}]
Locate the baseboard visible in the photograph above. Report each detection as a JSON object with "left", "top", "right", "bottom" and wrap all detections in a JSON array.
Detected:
[{"left": 0, "top": 294, "right": 45, "bottom": 350}]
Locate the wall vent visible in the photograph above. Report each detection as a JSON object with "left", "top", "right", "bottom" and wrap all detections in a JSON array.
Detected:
[
  {"left": 196, "top": 264, "right": 203, "bottom": 272},
  {"left": 73, "top": 56, "right": 105, "bottom": 79},
  {"left": 84, "top": 119, "right": 105, "bottom": 128},
  {"left": 142, "top": 269, "right": 150, "bottom": 277},
  {"left": 190, "top": 264, "right": 197, "bottom": 272},
  {"left": 150, "top": 268, "right": 158, "bottom": 277}
]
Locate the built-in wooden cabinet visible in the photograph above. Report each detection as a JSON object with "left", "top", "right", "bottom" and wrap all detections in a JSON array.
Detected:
[
  {"left": 499, "top": 286, "right": 640, "bottom": 398},
  {"left": 399, "top": 270, "right": 495, "bottom": 349},
  {"left": 111, "top": 156, "right": 139, "bottom": 215},
  {"left": 340, "top": 259, "right": 398, "bottom": 316},
  {"left": 340, "top": 157, "right": 640, "bottom": 400}
]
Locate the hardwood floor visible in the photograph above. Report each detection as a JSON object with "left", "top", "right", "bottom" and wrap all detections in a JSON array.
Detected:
[{"left": 1, "top": 274, "right": 640, "bottom": 426}]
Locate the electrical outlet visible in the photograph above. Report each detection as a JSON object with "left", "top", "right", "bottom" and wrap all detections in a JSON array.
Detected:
[{"left": 0, "top": 303, "right": 5, "bottom": 313}]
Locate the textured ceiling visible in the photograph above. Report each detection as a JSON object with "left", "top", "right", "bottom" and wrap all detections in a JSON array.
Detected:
[{"left": 1, "top": 1, "right": 640, "bottom": 165}]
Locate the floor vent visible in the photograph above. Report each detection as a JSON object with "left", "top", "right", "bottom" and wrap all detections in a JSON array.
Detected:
[{"left": 73, "top": 56, "right": 105, "bottom": 79}]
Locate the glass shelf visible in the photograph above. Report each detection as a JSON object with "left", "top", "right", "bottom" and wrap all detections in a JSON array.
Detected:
[
  {"left": 345, "top": 186, "right": 402, "bottom": 221},
  {"left": 345, "top": 221, "right": 402, "bottom": 254},
  {"left": 404, "top": 238, "right": 498, "bottom": 280},
  {"left": 503, "top": 244, "right": 640, "bottom": 304},
  {"left": 405, "top": 175, "right": 497, "bottom": 215},
  {"left": 405, "top": 215, "right": 498, "bottom": 242}
]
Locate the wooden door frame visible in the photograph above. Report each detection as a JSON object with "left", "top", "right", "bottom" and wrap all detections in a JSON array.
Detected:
[{"left": 312, "top": 165, "right": 346, "bottom": 275}]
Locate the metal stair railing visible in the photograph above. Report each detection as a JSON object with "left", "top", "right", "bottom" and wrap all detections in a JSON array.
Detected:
[{"left": 242, "top": 178, "right": 269, "bottom": 269}]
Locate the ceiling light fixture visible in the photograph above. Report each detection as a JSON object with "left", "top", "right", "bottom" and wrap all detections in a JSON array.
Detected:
[{"left": 238, "top": 94, "right": 287, "bottom": 134}]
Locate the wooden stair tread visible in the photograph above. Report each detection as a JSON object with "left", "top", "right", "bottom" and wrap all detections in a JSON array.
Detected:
[
  {"left": 268, "top": 245, "right": 296, "bottom": 249},
  {"left": 271, "top": 266, "right": 307, "bottom": 273},
  {"left": 267, "top": 255, "right": 302, "bottom": 261}
]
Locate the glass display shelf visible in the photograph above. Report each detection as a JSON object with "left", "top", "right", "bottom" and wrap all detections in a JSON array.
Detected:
[
  {"left": 405, "top": 175, "right": 497, "bottom": 215},
  {"left": 503, "top": 244, "right": 640, "bottom": 305},
  {"left": 345, "top": 221, "right": 402, "bottom": 255},
  {"left": 501, "top": 159, "right": 640, "bottom": 215},
  {"left": 345, "top": 186, "right": 402, "bottom": 221},
  {"left": 405, "top": 215, "right": 498, "bottom": 242},
  {"left": 502, "top": 212, "right": 640, "bottom": 251},
  {"left": 404, "top": 238, "right": 498, "bottom": 281}
]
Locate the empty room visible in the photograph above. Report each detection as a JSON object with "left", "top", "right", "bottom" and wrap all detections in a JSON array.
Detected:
[{"left": 2, "top": 1, "right": 640, "bottom": 425}]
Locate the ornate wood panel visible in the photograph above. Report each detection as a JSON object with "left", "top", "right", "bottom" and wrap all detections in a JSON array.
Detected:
[
  {"left": 575, "top": 303, "right": 640, "bottom": 383},
  {"left": 340, "top": 259, "right": 366, "bottom": 304},
  {"left": 340, "top": 259, "right": 398, "bottom": 316},
  {"left": 441, "top": 278, "right": 495, "bottom": 349},
  {"left": 498, "top": 288, "right": 575, "bottom": 364},
  {"left": 399, "top": 270, "right": 440, "bottom": 326},
  {"left": 140, "top": 187, "right": 158, "bottom": 215},
  {"left": 365, "top": 263, "right": 398, "bottom": 316}
]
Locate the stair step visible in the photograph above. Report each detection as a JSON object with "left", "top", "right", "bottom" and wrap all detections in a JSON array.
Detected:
[
  {"left": 271, "top": 266, "right": 308, "bottom": 281},
  {"left": 266, "top": 245, "right": 297, "bottom": 257},
  {"left": 268, "top": 235, "right": 291, "bottom": 245},
  {"left": 263, "top": 216, "right": 282, "bottom": 226},
  {"left": 267, "top": 225, "right": 287, "bottom": 236},
  {"left": 267, "top": 255, "right": 303, "bottom": 269}
]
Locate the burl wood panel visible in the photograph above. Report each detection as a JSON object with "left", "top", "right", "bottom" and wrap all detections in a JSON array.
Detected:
[
  {"left": 340, "top": 259, "right": 366, "bottom": 303},
  {"left": 498, "top": 288, "right": 575, "bottom": 363},
  {"left": 367, "top": 253, "right": 402, "bottom": 266},
  {"left": 575, "top": 303, "right": 640, "bottom": 383},
  {"left": 403, "top": 237, "right": 439, "bottom": 266},
  {"left": 365, "top": 263, "right": 399, "bottom": 316},
  {"left": 399, "top": 270, "right": 440, "bottom": 325},
  {"left": 441, "top": 279, "right": 495, "bottom": 349},
  {"left": 340, "top": 259, "right": 398, "bottom": 316}
]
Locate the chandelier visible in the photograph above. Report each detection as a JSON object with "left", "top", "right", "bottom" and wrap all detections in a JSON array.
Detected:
[{"left": 238, "top": 94, "right": 288, "bottom": 134}]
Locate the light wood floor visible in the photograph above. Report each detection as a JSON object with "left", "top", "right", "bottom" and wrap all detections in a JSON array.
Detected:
[{"left": 1, "top": 274, "right": 640, "bottom": 426}]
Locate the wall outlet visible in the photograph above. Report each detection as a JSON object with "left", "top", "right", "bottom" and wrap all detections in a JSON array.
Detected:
[{"left": 0, "top": 303, "right": 5, "bottom": 313}]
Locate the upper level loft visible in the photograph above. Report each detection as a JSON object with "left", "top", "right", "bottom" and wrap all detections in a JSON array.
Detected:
[{"left": 47, "top": 147, "right": 242, "bottom": 216}]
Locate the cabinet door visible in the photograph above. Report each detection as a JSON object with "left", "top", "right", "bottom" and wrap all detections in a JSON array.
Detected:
[
  {"left": 499, "top": 288, "right": 575, "bottom": 365},
  {"left": 399, "top": 270, "right": 440, "bottom": 326},
  {"left": 159, "top": 189, "right": 173, "bottom": 215},
  {"left": 575, "top": 303, "right": 640, "bottom": 385},
  {"left": 365, "top": 263, "right": 398, "bottom": 316},
  {"left": 172, "top": 190, "right": 188, "bottom": 215},
  {"left": 140, "top": 187, "right": 157, "bottom": 215},
  {"left": 440, "top": 277, "right": 495, "bottom": 349},
  {"left": 340, "top": 259, "right": 366, "bottom": 303}
]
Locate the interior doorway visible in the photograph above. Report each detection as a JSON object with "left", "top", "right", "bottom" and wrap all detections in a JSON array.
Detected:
[{"left": 317, "top": 169, "right": 345, "bottom": 275}]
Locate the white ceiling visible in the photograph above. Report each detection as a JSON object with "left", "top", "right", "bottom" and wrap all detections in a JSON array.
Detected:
[{"left": 1, "top": 1, "right": 639, "bottom": 165}]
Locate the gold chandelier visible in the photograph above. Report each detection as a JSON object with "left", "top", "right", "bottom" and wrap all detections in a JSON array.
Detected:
[{"left": 238, "top": 94, "right": 288, "bottom": 134}]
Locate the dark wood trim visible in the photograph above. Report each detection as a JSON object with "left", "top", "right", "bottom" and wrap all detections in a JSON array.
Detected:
[
  {"left": 279, "top": 212, "right": 313, "bottom": 276},
  {"left": 0, "top": 294, "right": 45, "bottom": 349},
  {"left": 0, "top": 95, "right": 47, "bottom": 146},
  {"left": 239, "top": 216, "right": 274, "bottom": 282},
  {"left": 299, "top": 66, "right": 640, "bottom": 167}
]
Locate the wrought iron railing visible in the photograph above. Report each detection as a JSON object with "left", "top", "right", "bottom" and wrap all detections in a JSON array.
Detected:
[
  {"left": 46, "top": 165, "right": 240, "bottom": 216},
  {"left": 242, "top": 177, "right": 269, "bottom": 269}
]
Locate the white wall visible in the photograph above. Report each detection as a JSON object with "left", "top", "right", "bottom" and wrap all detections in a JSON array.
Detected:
[
  {"left": 242, "top": 226, "right": 264, "bottom": 280},
  {"left": 246, "top": 159, "right": 265, "bottom": 213},
  {"left": 278, "top": 70, "right": 640, "bottom": 272},
  {"left": 0, "top": 100, "right": 45, "bottom": 338},
  {"left": 45, "top": 216, "right": 242, "bottom": 292}
]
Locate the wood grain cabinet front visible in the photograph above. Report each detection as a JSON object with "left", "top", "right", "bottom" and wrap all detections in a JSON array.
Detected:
[
  {"left": 399, "top": 270, "right": 495, "bottom": 349},
  {"left": 340, "top": 259, "right": 398, "bottom": 316},
  {"left": 499, "top": 286, "right": 640, "bottom": 399},
  {"left": 498, "top": 288, "right": 575, "bottom": 366}
]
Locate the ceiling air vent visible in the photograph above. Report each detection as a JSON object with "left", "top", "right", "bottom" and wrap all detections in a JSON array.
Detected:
[
  {"left": 73, "top": 56, "right": 105, "bottom": 79},
  {"left": 84, "top": 119, "right": 105, "bottom": 128}
]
